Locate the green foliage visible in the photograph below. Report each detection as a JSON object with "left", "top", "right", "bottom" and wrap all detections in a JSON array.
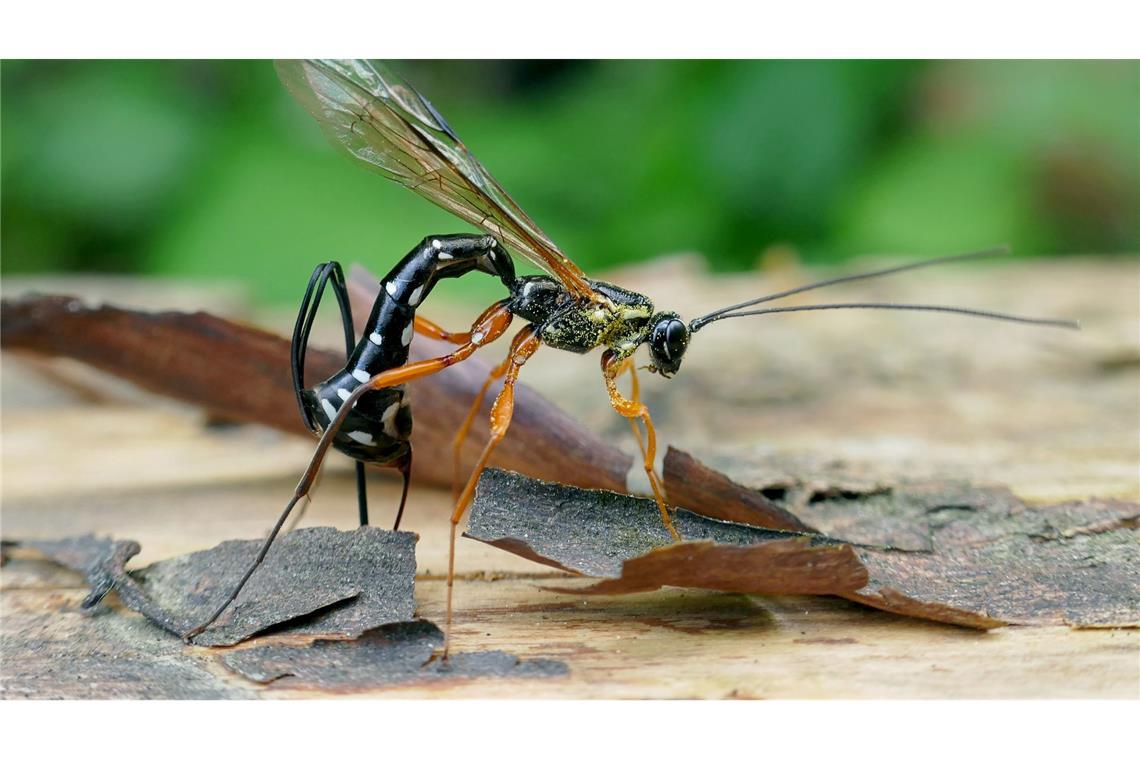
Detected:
[{"left": 2, "top": 60, "right": 1136, "bottom": 304}]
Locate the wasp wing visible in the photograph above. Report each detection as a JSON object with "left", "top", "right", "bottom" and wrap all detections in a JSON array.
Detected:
[{"left": 275, "top": 59, "right": 593, "bottom": 299}]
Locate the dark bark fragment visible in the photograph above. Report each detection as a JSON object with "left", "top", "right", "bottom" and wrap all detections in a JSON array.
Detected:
[
  {"left": 467, "top": 469, "right": 868, "bottom": 597},
  {"left": 137, "top": 526, "right": 417, "bottom": 645},
  {"left": 465, "top": 468, "right": 1140, "bottom": 629},
  {"left": 15, "top": 527, "right": 419, "bottom": 646},
  {"left": 220, "top": 619, "right": 568, "bottom": 689}
]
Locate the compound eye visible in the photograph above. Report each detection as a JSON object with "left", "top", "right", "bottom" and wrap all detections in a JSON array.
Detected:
[
  {"left": 650, "top": 321, "right": 671, "bottom": 358},
  {"left": 650, "top": 316, "right": 687, "bottom": 376},
  {"left": 665, "top": 319, "right": 687, "bottom": 353}
]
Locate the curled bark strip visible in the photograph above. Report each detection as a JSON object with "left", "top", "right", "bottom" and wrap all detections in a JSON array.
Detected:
[
  {"left": 550, "top": 539, "right": 869, "bottom": 596},
  {"left": 467, "top": 468, "right": 868, "bottom": 599},
  {"left": 0, "top": 291, "right": 630, "bottom": 491},
  {"left": 467, "top": 468, "right": 1139, "bottom": 630},
  {"left": 1, "top": 294, "right": 335, "bottom": 438},
  {"left": 663, "top": 447, "right": 810, "bottom": 532},
  {"left": 1, "top": 286, "right": 805, "bottom": 530}
]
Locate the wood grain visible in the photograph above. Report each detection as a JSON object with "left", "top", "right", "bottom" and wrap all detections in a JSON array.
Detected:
[{"left": 2, "top": 259, "right": 1138, "bottom": 698}]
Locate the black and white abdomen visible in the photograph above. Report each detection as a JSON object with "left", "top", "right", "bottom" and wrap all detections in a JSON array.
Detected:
[
  {"left": 303, "top": 233, "right": 515, "bottom": 465},
  {"left": 302, "top": 379, "right": 412, "bottom": 464}
]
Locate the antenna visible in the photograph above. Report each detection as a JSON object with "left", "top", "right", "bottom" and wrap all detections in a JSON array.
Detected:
[
  {"left": 690, "top": 246, "right": 1014, "bottom": 332},
  {"left": 695, "top": 302, "right": 1080, "bottom": 330}
]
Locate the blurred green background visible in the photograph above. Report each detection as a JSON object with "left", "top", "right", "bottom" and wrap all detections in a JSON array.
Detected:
[{"left": 2, "top": 60, "right": 1137, "bottom": 303}]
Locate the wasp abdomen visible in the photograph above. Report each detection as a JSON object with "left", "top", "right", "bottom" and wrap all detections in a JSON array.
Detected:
[{"left": 306, "top": 233, "right": 515, "bottom": 464}]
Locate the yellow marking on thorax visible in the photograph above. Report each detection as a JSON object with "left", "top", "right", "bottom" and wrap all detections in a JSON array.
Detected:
[{"left": 599, "top": 303, "right": 653, "bottom": 351}]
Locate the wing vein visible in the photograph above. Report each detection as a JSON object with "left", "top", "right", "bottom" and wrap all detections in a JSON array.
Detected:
[{"left": 275, "top": 59, "right": 594, "bottom": 299}]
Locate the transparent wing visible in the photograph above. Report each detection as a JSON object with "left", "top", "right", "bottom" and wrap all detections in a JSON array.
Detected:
[{"left": 275, "top": 59, "right": 593, "bottom": 298}]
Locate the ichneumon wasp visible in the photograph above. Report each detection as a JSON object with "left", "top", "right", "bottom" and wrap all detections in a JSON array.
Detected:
[{"left": 186, "top": 60, "right": 1078, "bottom": 653}]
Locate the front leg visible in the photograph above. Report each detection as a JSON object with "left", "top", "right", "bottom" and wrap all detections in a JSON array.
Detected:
[{"left": 601, "top": 351, "right": 681, "bottom": 542}]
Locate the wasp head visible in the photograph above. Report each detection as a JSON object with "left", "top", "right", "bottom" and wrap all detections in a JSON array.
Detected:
[{"left": 646, "top": 312, "right": 689, "bottom": 378}]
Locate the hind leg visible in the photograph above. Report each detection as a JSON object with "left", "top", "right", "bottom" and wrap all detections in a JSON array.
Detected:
[
  {"left": 413, "top": 315, "right": 474, "bottom": 345},
  {"left": 185, "top": 300, "right": 515, "bottom": 642},
  {"left": 415, "top": 311, "right": 517, "bottom": 500},
  {"left": 450, "top": 353, "right": 512, "bottom": 499},
  {"left": 443, "top": 325, "right": 541, "bottom": 659},
  {"left": 391, "top": 447, "right": 413, "bottom": 531}
]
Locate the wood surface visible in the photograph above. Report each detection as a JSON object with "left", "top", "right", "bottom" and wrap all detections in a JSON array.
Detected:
[{"left": 1, "top": 257, "right": 1137, "bottom": 698}]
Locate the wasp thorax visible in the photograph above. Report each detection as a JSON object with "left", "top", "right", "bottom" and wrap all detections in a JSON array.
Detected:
[{"left": 647, "top": 312, "right": 689, "bottom": 378}]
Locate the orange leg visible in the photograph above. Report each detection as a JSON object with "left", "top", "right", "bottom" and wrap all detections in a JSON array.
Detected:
[
  {"left": 414, "top": 315, "right": 471, "bottom": 345},
  {"left": 444, "top": 325, "right": 541, "bottom": 659},
  {"left": 451, "top": 354, "right": 512, "bottom": 500},
  {"left": 614, "top": 358, "right": 648, "bottom": 462},
  {"left": 602, "top": 351, "right": 681, "bottom": 543},
  {"left": 420, "top": 312, "right": 513, "bottom": 500},
  {"left": 186, "top": 300, "right": 514, "bottom": 642}
]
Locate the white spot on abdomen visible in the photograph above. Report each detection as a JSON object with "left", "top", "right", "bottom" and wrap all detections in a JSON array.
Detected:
[
  {"left": 438, "top": 252, "right": 454, "bottom": 260},
  {"left": 346, "top": 431, "right": 376, "bottom": 446},
  {"left": 369, "top": 332, "right": 383, "bottom": 346},
  {"left": 352, "top": 369, "right": 371, "bottom": 384},
  {"left": 337, "top": 388, "right": 351, "bottom": 402},
  {"left": 407, "top": 284, "right": 424, "bottom": 306},
  {"left": 431, "top": 239, "right": 441, "bottom": 249},
  {"left": 320, "top": 398, "right": 338, "bottom": 421},
  {"left": 380, "top": 401, "right": 402, "bottom": 438},
  {"left": 401, "top": 321, "right": 414, "bottom": 346},
  {"left": 385, "top": 281, "right": 398, "bottom": 298}
]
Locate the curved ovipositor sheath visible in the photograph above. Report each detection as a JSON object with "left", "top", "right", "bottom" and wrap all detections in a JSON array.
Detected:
[{"left": 290, "top": 260, "right": 371, "bottom": 523}]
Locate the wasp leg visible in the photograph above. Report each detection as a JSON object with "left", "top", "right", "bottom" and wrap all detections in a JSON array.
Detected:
[
  {"left": 612, "top": 358, "right": 649, "bottom": 462},
  {"left": 392, "top": 447, "right": 413, "bottom": 531},
  {"left": 613, "top": 360, "right": 675, "bottom": 534},
  {"left": 184, "top": 300, "right": 514, "bottom": 643},
  {"left": 450, "top": 354, "right": 512, "bottom": 500},
  {"left": 414, "top": 304, "right": 515, "bottom": 499},
  {"left": 443, "top": 325, "right": 541, "bottom": 660},
  {"left": 414, "top": 315, "right": 473, "bottom": 345},
  {"left": 290, "top": 261, "right": 371, "bottom": 527},
  {"left": 602, "top": 351, "right": 681, "bottom": 543}
]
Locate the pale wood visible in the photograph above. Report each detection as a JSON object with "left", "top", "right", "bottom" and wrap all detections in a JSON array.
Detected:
[{"left": 2, "top": 260, "right": 1138, "bottom": 698}]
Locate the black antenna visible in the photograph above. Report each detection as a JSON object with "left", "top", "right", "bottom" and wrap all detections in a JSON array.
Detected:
[
  {"left": 696, "top": 302, "right": 1080, "bottom": 330},
  {"left": 690, "top": 246, "right": 1012, "bottom": 332}
]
